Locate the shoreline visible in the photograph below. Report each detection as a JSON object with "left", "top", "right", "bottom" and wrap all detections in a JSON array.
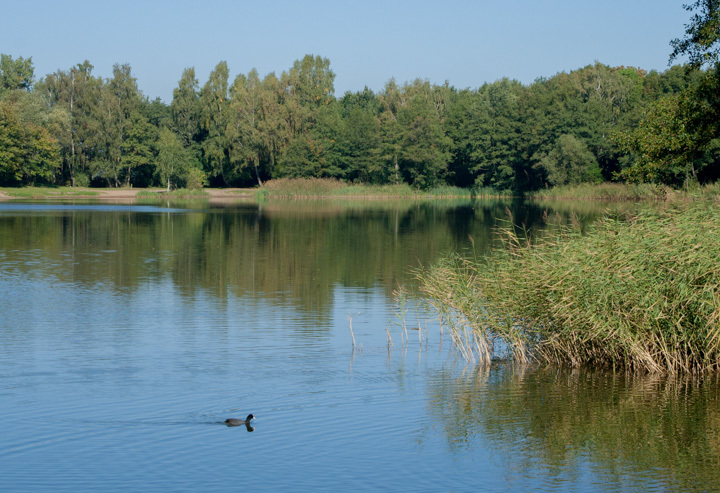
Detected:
[{"left": 0, "top": 188, "right": 258, "bottom": 201}]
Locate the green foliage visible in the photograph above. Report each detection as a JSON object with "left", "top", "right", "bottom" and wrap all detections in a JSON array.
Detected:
[
  {"left": 616, "top": 95, "right": 696, "bottom": 184},
  {"left": 0, "top": 96, "right": 60, "bottom": 185},
  {"left": 276, "top": 135, "right": 324, "bottom": 178},
  {"left": 670, "top": 0, "right": 720, "bottom": 69},
  {"left": 541, "top": 134, "right": 602, "bottom": 186},
  {"left": 335, "top": 105, "right": 382, "bottom": 182},
  {"left": 156, "top": 127, "right": 192, "bottom": 190},
  {"left": 0, "top": 54, "right": 34, "bottom": 92},
  {"left": 120, "top": 110, "right": 155, "bottom": 185},
  {"left": 228, "top": 68, "right": 264, "bottom": 185},
  {"left": 36, "top": 60, "right": 102, "bottom": 186},
  {"left": 444, "top": 88, "right": 490, "bottom": 187},
  {"left": 395, "top": 82, "right": 452, "bottom": 189},
  {"left": 285, "top": 54, "right": 335, "bottom": 108},
  {"left": 171, "top": 67, "right": 203, "bottom": 147},
  {"left": 0, "top": 104, "right": 26, "bottom": 182},
  {"left": 89, "top": 63, "right": 144, "bottom": 187},
  {"left": 141, "top": 97, "right": 172, "bottom": 128},
  {"left": 200, "top": 61, "right": 230, "bottom": 184},
  {"left": 2, "top": 47, "right": 719, "bottom": 190},
  {"left": 685, "top": 65, "right": 720, "bottom": 153},
  {"left": 339, "top": 86, "right": 379, "bottom": 117},
  {"left": 185, "top": 166, "right": 207, "bottom": 190}
]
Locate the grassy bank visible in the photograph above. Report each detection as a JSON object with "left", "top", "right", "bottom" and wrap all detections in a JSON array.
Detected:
[
  {"left": 528, "top": 182, "right": 720, "bottom": 201},
  {"left": 528, "top": 182, "right": 672, "bottom": 200},
  {"left": 0, "top": 186, "right": 100, "bottom": 198},
  {"left": 417, "top": 203, "right": 720, "bottom": 373},
  {"left": 136, "top": 188, "right": 209, "bottom": 199},
  {"left": 261, "top": 179, "right": 720, "bottom": 201},
  {"left": 259, "top": 178, "right": 510, "bottom": 199}
]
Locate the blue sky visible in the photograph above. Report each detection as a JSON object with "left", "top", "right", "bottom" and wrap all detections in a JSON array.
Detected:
[{"left": 1, "top": 0, "right": 690, "bottom": 102}]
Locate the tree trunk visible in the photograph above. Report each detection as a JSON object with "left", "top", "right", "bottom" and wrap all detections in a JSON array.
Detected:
[
  {"left": 394, "top": 154, "right": 399, "bottom": 185},
  {"left": 253, "top": 158, "right": 263, "bottom": 186}
]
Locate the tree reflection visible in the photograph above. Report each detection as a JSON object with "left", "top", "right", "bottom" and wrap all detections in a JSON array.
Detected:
[{"left": 0, "top": 199, "right": 625, "bottom": 315}]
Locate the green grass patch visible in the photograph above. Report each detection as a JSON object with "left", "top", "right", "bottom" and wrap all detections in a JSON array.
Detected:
[
  {"left": 417, "top": 203, "right": 720, "bottom": 373},
  {"left": 0, "top": 186, "right": 100, "bottom": 198},
  {"left": 136, "top": 188, "right": 209, "bottom": 198}
]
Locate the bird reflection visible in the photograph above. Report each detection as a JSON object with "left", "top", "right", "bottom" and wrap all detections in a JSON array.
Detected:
[
  {"left": 223, "top": 421, "right": 255, "bottom": 431},
  {"left": 224, "top": 413, "right": 255, "bottom": 431}
]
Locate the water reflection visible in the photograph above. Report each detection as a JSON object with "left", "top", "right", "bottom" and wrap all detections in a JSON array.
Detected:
[
  {"left": 0, "top": 199, "right": 627, "bottom": 315},
  {"left": 427, "top": 365, "right": 720, "bottom": 491},
  {"left": 0, "top": 198, "right": 703, "bottom": 491}
]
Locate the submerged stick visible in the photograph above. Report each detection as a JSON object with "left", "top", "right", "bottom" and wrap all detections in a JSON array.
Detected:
[
  {"left": 348, "top": 312, "right": 362, "bottom": 351},
  {"left": 386, "top": 327, "right": 395, "bottom": 349}
]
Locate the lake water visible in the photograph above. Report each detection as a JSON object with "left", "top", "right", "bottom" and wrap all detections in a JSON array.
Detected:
[{"left": 1, "top": 198, "right": 718, "bottom": 492}]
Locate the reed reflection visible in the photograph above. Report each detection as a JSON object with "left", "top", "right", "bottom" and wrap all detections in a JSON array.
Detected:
[{"left": 427, "top": 365, "right": 720, "bottom": 491}]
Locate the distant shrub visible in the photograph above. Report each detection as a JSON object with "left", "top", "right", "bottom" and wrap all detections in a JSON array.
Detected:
[
  {"left": 185, "top": 168, "right": 207, "bottom": 190},
  {"left": 73, "top": 172, "right": 90, "bottom": 188}
]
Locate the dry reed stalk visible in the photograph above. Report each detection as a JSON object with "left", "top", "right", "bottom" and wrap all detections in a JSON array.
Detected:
[
  {"left": 386, "top": 327, "right": 395, "bottom": 349},
  {"left": 348, "top": 312, "right": 362, "bottom": 351}
]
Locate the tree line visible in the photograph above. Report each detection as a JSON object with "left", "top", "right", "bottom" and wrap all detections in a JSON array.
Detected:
[{"left": 1, "top": 4, "right": 718, "bottom": 191}]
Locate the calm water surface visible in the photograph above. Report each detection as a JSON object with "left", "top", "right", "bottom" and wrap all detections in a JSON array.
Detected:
[{"left": 1, "top": 198, "right": 717, "bottom": 492}]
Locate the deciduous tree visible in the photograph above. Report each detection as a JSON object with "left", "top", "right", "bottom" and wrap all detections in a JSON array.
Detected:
[
  {"left": 0, "top": 54, "right": 34, "bottom": 92},
  {"left": 156, "top": 127, "right": 192, "bottom": 190},
  {"left": 200, "top": 61, "right": 230, "bottom": 185},
  {"left": 37, "top": 61, "right": 102, "bottom": 186},
  {"left": 0, "top": 102, "right": 60, "bottom": 185},
  {"left": 670, "top": 0, "right": 720, "bottom": 68}
]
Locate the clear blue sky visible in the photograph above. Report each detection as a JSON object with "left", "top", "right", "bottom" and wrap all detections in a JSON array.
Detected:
[{"left": 1, "top": 0, "right": 690, "bottom": 103}]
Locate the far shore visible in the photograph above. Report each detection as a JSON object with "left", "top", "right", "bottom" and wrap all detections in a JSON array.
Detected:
[
  {"left": 2, "top": 181, "right": 718, "bottom": 202},
  {"left": 0, "top": 187, "right": 257, "bottom": 201}
]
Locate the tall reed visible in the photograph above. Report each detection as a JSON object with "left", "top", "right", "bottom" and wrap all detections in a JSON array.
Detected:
[
  {"left": 261, "top": 178, "right": 489, "bottom": 198},
  {"left": 417, "top": 203, "right": 720, "bottom": 373},
  {"left": 528, "top": 182, "right": 672, "bottom": 201}
]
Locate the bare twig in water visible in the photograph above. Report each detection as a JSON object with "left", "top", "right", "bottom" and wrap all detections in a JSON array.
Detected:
[{"left": 348, "top": 312, "right": 362, "bottom": 351}]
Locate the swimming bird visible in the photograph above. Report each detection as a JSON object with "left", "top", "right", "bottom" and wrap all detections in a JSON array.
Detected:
[{"left": 225, "top": 414, "right": 255, "bottom": 426}]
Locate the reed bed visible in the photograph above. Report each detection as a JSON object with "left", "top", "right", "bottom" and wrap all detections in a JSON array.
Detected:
[
  {"left": 417, "top": 203, "right": 720, "bottom": 373},
  {"left": 528, "top": 182, "right": 673, "bottom": 201},
  {"left": 261, "top": 178, "right": 493, "bottom": 198},
  {"left": 263, "top": 177, "right": 349, "bottom": 196}
]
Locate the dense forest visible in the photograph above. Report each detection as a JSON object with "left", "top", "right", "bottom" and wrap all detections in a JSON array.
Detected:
[{"left": 1, "top": 5, "right": 719, "bottom": 191}]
